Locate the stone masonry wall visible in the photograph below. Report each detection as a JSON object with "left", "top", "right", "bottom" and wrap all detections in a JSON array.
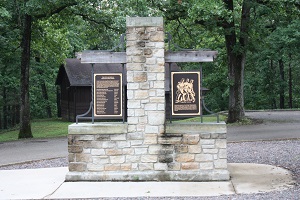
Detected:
[{"left": 66, "top": 122, "right": 229, "bottom": 181}]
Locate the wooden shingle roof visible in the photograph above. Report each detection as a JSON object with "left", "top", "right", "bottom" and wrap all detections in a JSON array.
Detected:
[{"left": 56, "top": 58, "right": 180, "bottom": 91}]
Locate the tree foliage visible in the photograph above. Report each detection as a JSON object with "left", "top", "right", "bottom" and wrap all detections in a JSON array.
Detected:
[{"left": 1, "top": 0, "right": 300, "bottom": 134}]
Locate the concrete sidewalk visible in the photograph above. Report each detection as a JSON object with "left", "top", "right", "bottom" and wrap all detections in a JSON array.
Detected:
[{"left": 0, "top": 163, "right": 295, "bottom": 199}]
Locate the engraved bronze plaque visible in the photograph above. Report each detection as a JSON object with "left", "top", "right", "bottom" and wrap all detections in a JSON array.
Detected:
[
  {"left": 171, "top": 72, "right": 201, "bottom": 116},
  {"left": 94, "top": 73, "right": 122, "bottom": 118}
]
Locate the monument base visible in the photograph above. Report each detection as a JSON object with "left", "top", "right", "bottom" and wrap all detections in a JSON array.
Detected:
[
  {"left": 66, "top": 122, "right": 230, "bottom": 181},
  {"left": 66, "top": 170, "right": 229, "bottom": 181}
]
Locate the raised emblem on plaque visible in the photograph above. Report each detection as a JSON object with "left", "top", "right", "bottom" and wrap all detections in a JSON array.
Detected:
[
  {"left": 171, "top": 72, "right": 201, "bottom": 116},
  {"left": 94, "top": 73, "right": 122, "bottom": 118}
]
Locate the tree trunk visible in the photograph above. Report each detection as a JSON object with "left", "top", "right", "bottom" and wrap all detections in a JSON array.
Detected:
[
  {"left": 3, "top": 87, "right": 8, "bottom": 129},
  {"left": 279, "top": 59, "right": 285, "bottom": 109},
  {"left": 224, "top": 0, "right": 250, "bottom": 123},
  {"left": 288, "top": 54, "right": 292, "bottom": 108},
  {"left": 41, "top": 81, "right": 52, "bottom": 118},
  {"left": 269, "top": 60, "right": 277, "bottom": 109},
  {"left": 19, "top": 14, "right": 33, "bottom": 139}
]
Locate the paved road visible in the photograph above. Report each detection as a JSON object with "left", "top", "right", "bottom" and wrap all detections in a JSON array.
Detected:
[
  {"left": 0, "top": 111, "right": 299, "bottom": 166},
  {"left": 227, "top": 110, "right": 300, "bottom": 142},
  {"left": 0, "top": 137, "right": 67, "bottom": 166}
]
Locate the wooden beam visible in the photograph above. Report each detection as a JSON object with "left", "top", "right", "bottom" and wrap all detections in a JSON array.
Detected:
[
  {"left": 79, "top": 50, "right": 217, "bottom": 64},
  {"left": 80, "top": 51, "right": 126, "bottom": 64},
  {"left": 165, "top": 51, "right": 217, "bottom": 62}
]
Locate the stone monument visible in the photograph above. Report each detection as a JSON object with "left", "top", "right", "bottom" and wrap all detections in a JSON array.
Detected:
[{"left": 66, "top": 17, "right": 229, "bottom": 181}]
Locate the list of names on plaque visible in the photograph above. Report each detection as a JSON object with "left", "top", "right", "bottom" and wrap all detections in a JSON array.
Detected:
[
  {"left": 94, "top": 74, "right": 122, "bottom": 117},
  {"left": 171, "top": 72, "right": 201, "bottom": 116}
]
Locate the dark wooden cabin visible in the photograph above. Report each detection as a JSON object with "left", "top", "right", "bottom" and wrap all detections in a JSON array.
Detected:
[{"left": 56, "top": 58, "right": 179, "bottom": 122}]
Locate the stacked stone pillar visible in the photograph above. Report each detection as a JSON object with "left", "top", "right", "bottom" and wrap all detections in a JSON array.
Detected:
[{"left": 126, "top": 17, "right": 165, "bottom": 139}]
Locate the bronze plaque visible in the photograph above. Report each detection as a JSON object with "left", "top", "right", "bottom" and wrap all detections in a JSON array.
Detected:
[
  {"left": 94, "top": 73, "right": 122, "bottom": 118},
  {"left": 171, "top": 72, "right": 201, "bottom": 116}
]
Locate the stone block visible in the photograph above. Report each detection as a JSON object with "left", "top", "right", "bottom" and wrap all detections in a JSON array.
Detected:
[
  {"left": 127, "top": 100, "right": 141, "bottom": 109},
  {"left": 127, "top": 83, "right": 139, "bottom": 89},
  {"left": 216, "top": 139, "right": 227, "bottom": 148},
  {"left": 158, "top": 155, "right": 173, "bottom": 163},
  {"left": 93, "top": 156, "right": 109, "bottom": 164},
  {"left": 200, "top": 162, "right": 214, "bottom": 170},
  {"left": 159, "top": 135, "right": 182, "bottom": 145},
  {"left": 102, "top": 141, "right": 116, "bottom": 149},
  {"left": 144, "top": 48, "right": 152, "bottom": 55},
  {"left": 149, "top": 97, "right": 165, "bottom": 103},
  {"left": 153, "top": 81, "right": 165, "bottom": 89},
  {"left": 159, "top": 145, "right": 174, "bottom": 154},
  {"left": 126, "top": 46, "right": 143, "bottom": 56},
  {"left": 174, "top": 145, "right": 188, "bottom": 153},
  {"left": 152, "top": 48, "right": 165, "bottom": 57},
  {"left": 122, "top": 148, "right": 134, "bottom": 155},
  {"left": 127, "top": 117, "right": 139, "bottom": 124},
  {"left": 146, "top": 58, "right": 156, "bottom": 65},
  {"left": 126, "top": 63, "right": 143, "bottom": 71},
  {"left": 126, "top": 155, "right": 140, "bottom": 163},
  {"left": 128, "top": 125, "right": 136, "bottom": 132},
  {"left": 68, "top": 145, "right": 83, "bottom": 153},
  {"left": 76, "top": 135, "right": 94, "bottom": 141},
  {"left": 202, "top": 145, "right": 215, "bottom": 149},
  {"left": 110, "top": 156, "right": 125, "bottom": 164},
  {"left": 91, "top": 149, "right": 105, "bottom": 156},
  {"left": 104, "top": 164, "right": 121, "bottom": 171},
  {"left": 68, "top": 153, "right": 75, "bottom": 162},
  {"left": 195, "top": 154, "right": 213, "bottom": 162},
  {"left": 144, "top": 133, "right": 158, "bottom": 144},
  {"left": 214, "top": 159, "right": 227, "bottom": 169},
  {"left": 182, "top": 134, "right": 200, "bottom": 145},
  {"left": 130, "top": 140, "right": 143, "bottom": 146},
  {"left": 144, "top": 103, "right": 157, "bottom": 111},
  {"left": 94, "top": 135, "right": 110, "bottom": 141},
  {"left": 69, "top": 162, "right": 86, "bottom": 172},
  {"left": 110, "top": 134, "right": 126, "bottom": 141},
  {"left": 155, "top": 42, "right": 164, "bottom": 48},
  {"left": 139, "top": 82, "right": 150, "bottom": 89},
  {"left": 134, "top": 109, "right": 145, "bottom": 116},
  {"left": 121, "top": 164, "right": 132, "bottom": 171},
  {"left": 218, "top": 149, "right": 227, "bottom": 159},
  {"left": 167, "top": 163, "right": 181, "bottom": 171},
  {"left": 181, "top": 162, "right": 199, "bottom": 170},
  {"left": 106, "top": 149, "right": 123, "bottom": 156},
  {"left": 150, "top": 31, "right": 164, "bottom": 42},
  {"left": 148, "top": 111, "right": 165, "bottom": 125},
  {"left": 83, "top": 141, "right": 102, "bottom": 149},
  {"left": 87, "top": 163, "right": 104, "bottom": 172},
  {"left": 141, "top": 155, "right": 157, "bottom": 163},
  {"left": 128, "top": 132, "right": 144, "bottom": 140},
  {"left": 175, "top": 154, "right": 195, "bottom": 162},
  {"left": 148, "top": 145, "right": 161, "bottom": 154},
  {"left": 117, "top": 141, "right": 131, "bottom": 148},
  {"left": 139, "top": 163, "right": 154, "bottom": 171},
  {"left": 154, "top": 163, "right": 168, "bottom": 171},
  {"left": 135, "top": 147, "right": 148, "bottom": 155},
  {"left": 134, "top": 90, "right": 149, "bottom": 99},
  {"left": 200, "top": 133, "right": 211, "bottom": 139},
  {"left": 203, "top": 149, "right": 218, "bottom": 154},
  {"left": 188, "top": 145, "right": 202, "bottom": 153},
  {"left": 133, "top": 56, "right": 146, "bottom": 63}
]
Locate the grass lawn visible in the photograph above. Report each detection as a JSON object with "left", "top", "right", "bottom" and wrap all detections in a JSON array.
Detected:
[
  {"left": 175, "top": 114, "right": 226, "bottom": 123},
  {"left": 0, "top": 115, "right": 227, "bottom": 142},
  {"left": 0, "top": 119, "right": 72, "bottom": 142}
]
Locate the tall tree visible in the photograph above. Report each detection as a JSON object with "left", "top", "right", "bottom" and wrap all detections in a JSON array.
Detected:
[{"left": 18, "top": 0, "right": 77, "bottom": 138}]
